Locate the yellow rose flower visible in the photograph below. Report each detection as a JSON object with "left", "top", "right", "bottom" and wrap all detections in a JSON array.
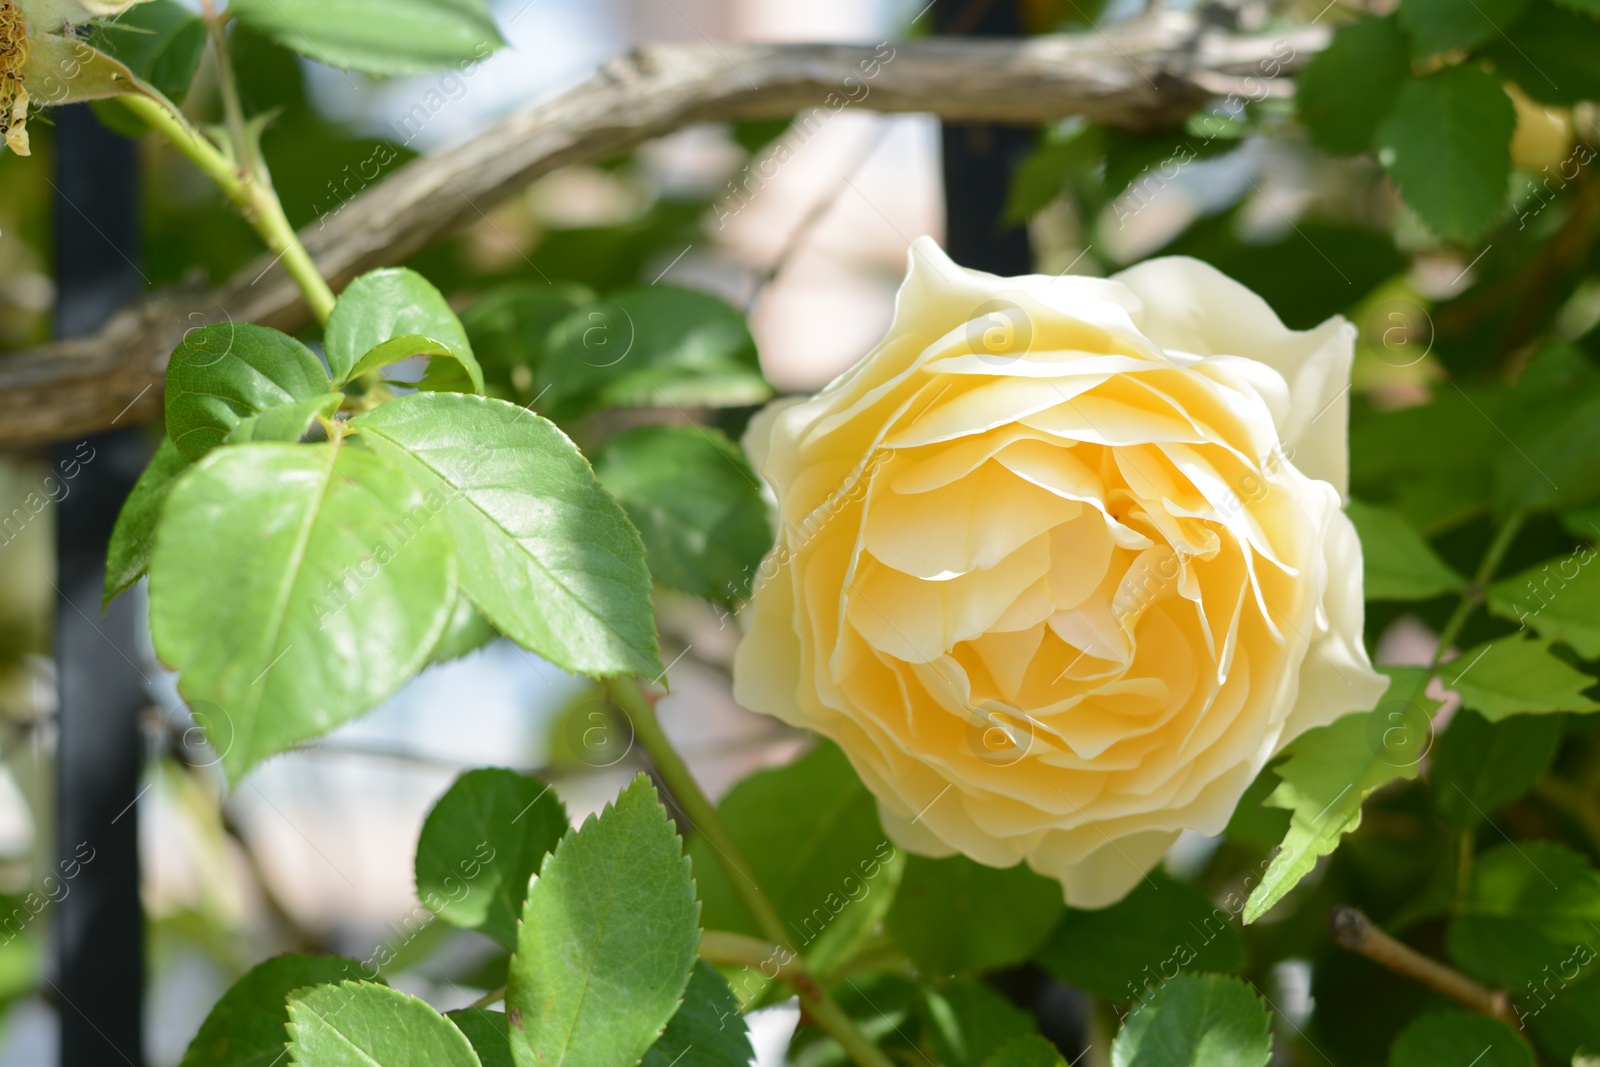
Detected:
[
  {"left": 734, "top": 238, "right": 1388, "bottom": 907},
  {"left": 1, "top": 0, "right": 150, "bottom": 156}
]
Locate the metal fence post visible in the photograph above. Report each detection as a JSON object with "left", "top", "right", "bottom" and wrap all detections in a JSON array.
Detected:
[{"left": 51, "top": 103, "right": 147, "bottom": 1067}]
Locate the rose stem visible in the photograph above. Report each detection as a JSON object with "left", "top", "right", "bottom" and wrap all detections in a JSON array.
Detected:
[
  {"left": 1329, "top": 906, "right": 1517, "bottom": 1023},
  {"left": 606, "top": 677, "right": 897, "bottom": 1067},
  {"left": 1426, "top": 511, "right": 1527, "bottom": 676}
]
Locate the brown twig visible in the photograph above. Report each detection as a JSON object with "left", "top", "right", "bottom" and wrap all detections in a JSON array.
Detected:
[
  {"left": 0, "top": 17, "right": 1327, "bottom": 448},
  {"left": 1329, "top": 906, "right": 1517, "bottom": 1023}
]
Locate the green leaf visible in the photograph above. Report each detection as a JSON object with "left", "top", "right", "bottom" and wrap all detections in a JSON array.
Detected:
[
  {"left": 1223, "top": 765, "right": 1291, "bottom": 850},
  {"left": 352, "top": 392, "right": 662, "bottom": 677},
  {"left": 91, "top": 0, "right": 208, "bottom": 102},
  {"left": 507, "top": 774, "right": 700, "bottom": 1067},
  {"left": 1376, "top": 67, "right": 1515, "bottom": 243},
  {"left": 149, "top": 444, "right": 457, "bottom": 782},
  {"left": 428, "top": 595, "right": 499, "bottom": 665},
  {"left": 1441, "top": 635, "right": 1600, "bottom": 719},
  {"left": 1350, "top": 388, "right": 1500, "bottom": 534},
  {"left": 593, "top": 425, "right": 772, "bottom": 604},
  {"left": 1487, "top": 548, "right": 1600, "bottom": 657},
  {"left": 984, "top": 1036, "right": 1069, "bottom": 1067},
  {"left": 688, "top": 743, "right": 901, "bottom": 975},
  {"left": 1432, "top": 710, "right": 1561, "bottom": 828},
  {"left": 104, "top": 437, "right": 189, "bottom": 609},
  {"left": 228, "top": 0, "right": 504, "bottom": 76},
  {"left": 1243, "top": 668, "right": 1430, "bottom": 923},
  {"left": 165, "top": 324, "right": 332, "bottom": 461},
  {"left": 414, "top": 768, "right": 568, "bottom": 949},
  {"left": 1493, "top": 391, "right": 1600, "bottom": 515},
  {"left": 640, "top": 961, "right": 752, "bottom": 1067},
  {"left": 179, "top": 954, "right": 372, "bottom": 1067},
  {"left": 539, "top": 287, "right": 770, "bottom": 421},
  {"left": 886, "top": 854, "right": 1062, "bottom": 976},
  {"left": 1485, "top": 2, "right": 1600, "bottom": 106},
  {"left": 1389, "top": 1012, "right": 1531, "bottom": 1067},
  {"left": 1110, "top": 975, "right": 1272, "bottom": 1067},
  {"left": 446, "top": 1010, "right": 512, "bottom": 1067},
  {"left": 1525, "top": 970, "right": 1600, "bottom": 1063},
  {"left": 325, "top": 268, "right": 482, "bottom": 393},
  {"left": 1347, "top": 500, "right": 1467, "bottom": 601},
  {"left": 923, "top": 979, "right": 1037, "bottom": 1067},
  {"left": 286, "top": 981, "right": 480, "bottom": 1066},
  {"left": 225, "top": 392, "right": 343, "bottom": 445},
  {"left": 1296, "top": 16, "right": 1412, "bottom": 156},
  {"left": 1036, "top": 873, "right": 1243, "bottom": 999},
  {"left": 463, "top": 283, "right": 594, "bottom": 404},
  {"left": 1448, "top": 840, "right": 1600, "bottom": 987},
  {"left": 1400, "top": 0, "right": 1532, "bottom": 53}
]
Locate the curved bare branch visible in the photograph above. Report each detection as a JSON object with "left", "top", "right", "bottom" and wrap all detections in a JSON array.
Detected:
[{"left": 0, "top": 15, "right": 1326, "bottom": 447}]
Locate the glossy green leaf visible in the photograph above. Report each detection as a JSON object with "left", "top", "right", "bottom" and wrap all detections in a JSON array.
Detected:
[
  {"left": 165, "top": 323, "right": 331, "bottom": 461},
  {"left": 1448, "top": 841, "right": 1600, "bottom": 987},
  {"left": 1400, "top": 0, "right": 1532, "bottom": 53},
  {"left": 179, "top": 954, "right": 372, "bottom": 1067},
  {"left": 414, "top": 768, "right": 568, "bottom": 949},
  {"left": 640, "top": 961, "right": 752, "bottom": 1067},
  {"left": 1243, "top": 668, "right": 1429, "bottom": 923},
  {"left": 1389, "top": 1012, "right": 1531, "bottom": 1067},
  {"left": 229, "top": 0, "right": 504, "bottom": 76},
  {"left": 104, "top": 437, "right": 189, "bottom": 609},
  {"left": 91, "top": 0, "right": 208, "bottom": 103},
  {"left": 1036, "top": 873, "right": 1243, "bottom": 998},
  {"left": 462, "top": 283, "right": 594, "bottom": 405},
  {"left": 1487, "top": 548, "right": 1600, "bottom": 657},
  {"left": 923, "top": 979, "right": 1037, "bottom": 1067},
  {"left": 593, "top": 424, "right": 772, "bottom": 604},
  {"left": 1376, "top": 67, "right": 1515, "bottom": 242},
  {"left": 446, "top": 1010, "right": 511, "bottom": 1067},
  {"left": 984, "top": 1036, "right": 1069, "bottom": 1067},
  {"left": 1485, "top": 2, "right": 1600, "bottom": 106},
  {"left": 353, "top": 392, "right": 662, "bottom": 677},
  {"left": 539, "top": 287, "right": 769, "bottom": 421},
  {"left": 1441, "top": 635, "right": 1600, "bottom": 719},
  {"left": 1432, "top": 710, "right": 1561, "bottom": 828},
  {"left": 1110, "top": 975, "right": 1271, "bottom": 1067},
  {"left": 886, "top": 854, "right": 1061, "bottom": 976},
  {"left": 149, "top": 444, "right": 457, "bottom": 782},
  {"left": 225, "top": 392, "right": 343, "bottom": 445},
  {"left": 286, "top": 981, "right": 480, "bottom": 1066},
  {"left": 1296, "top": 16, "right": 1411, "bottom": 156},
  {"left": 507, "top": 774, "right": 700, "bottom": 1067},
  {"left": 689, "top": 743, "right": 901, "bottom": 975},
  {"left": 1347, "top": 501, "right": 1467, "bottom": 601},
  {"left": 325, "top": 268, "right": 483, "bottom": 393}
]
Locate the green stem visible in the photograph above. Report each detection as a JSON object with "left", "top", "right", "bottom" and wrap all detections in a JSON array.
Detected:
[
  {"left": 1454, "top": 829, "right": 1474, "bottom": 908},
  {"left": 1427, "top": 511, "right": 1526, "bottom": 675},
  {"left": 605, "top": 678, "right": 896, "bottom": 1067},
  {"left": 116, "top": 94, "right": 337, "bottom": 325},
  {"left": 606, "top": 677, "right": 789, "bottom": 946}
]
